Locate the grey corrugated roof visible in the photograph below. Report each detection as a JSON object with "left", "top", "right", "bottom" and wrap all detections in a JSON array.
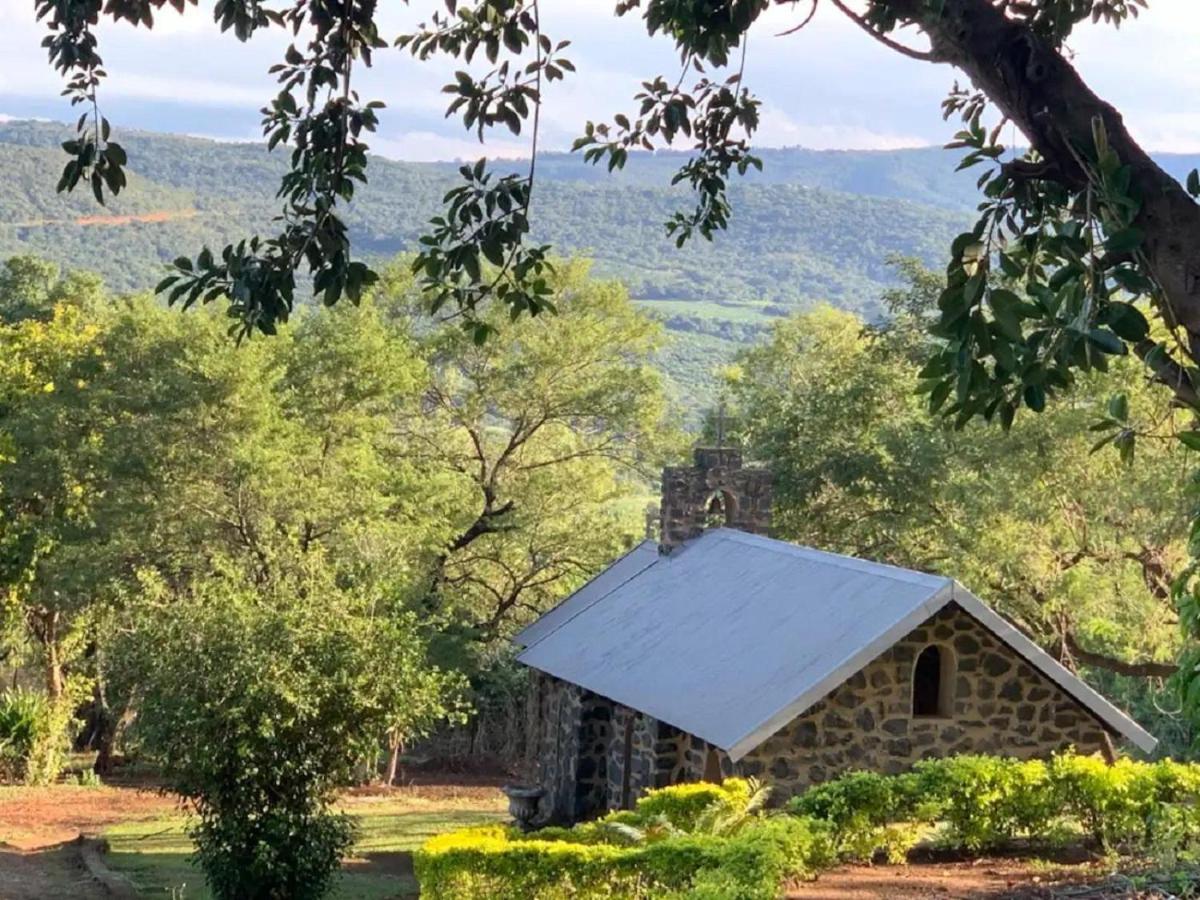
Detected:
[
  {"left": 513, "top": 540, "right": 659, "bottom": 649},
  {"left": 516, "top": 528, "right": 1156, "bottom": 758}
]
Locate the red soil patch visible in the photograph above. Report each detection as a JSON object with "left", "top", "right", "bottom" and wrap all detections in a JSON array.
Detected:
[
  {"left": 72, "top": 209, "right": 196, "bottom": 227},
  {"left": 788, "top": 858, "right": 1109, "bottom": 899},
  {"left": 0, "top": 785, "right": 177, "bottom": 850},
  {"left": 12, "top": 209, "right": 197, "bottom": 228}
]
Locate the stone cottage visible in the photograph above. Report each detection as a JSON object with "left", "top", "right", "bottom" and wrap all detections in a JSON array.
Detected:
[{"left": 514, "top": 447, "right": 1156, "bottom": 824}]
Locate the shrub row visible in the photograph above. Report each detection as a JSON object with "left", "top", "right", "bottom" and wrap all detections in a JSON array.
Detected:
[
  {"left": 415, "top": 779, "right": 835, "bottom": 900},
  {"left": 789, "top": 753, "right": 1200, "bottom": 859},
  {"left": 417, "top": 754, "right": 1200, "bottom": 899}
]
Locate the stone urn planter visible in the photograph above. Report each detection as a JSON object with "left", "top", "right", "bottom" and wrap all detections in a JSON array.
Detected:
[{"left": 501, "top": 784, "right": 545, "bottom": 832}]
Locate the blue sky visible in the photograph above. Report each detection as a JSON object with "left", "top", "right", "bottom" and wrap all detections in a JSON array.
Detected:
[{"left": 0, "top": 0, "right": 1196, "bottom": 160}]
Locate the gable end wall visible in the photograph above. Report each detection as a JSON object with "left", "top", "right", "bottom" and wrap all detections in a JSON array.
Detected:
[{"left": 729, "top": 602, "right": 1112, "bottom": 798}]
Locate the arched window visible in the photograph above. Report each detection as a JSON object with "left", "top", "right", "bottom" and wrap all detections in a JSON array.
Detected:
[
  {"left": 912, "top": 645, "right": 952, "bottom": 717},
  {"left": 703, "top": 490, "right": 736, "bottom": 529}
]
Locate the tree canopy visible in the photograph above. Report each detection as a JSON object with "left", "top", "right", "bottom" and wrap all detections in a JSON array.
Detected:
[{"left": 725, "top": 263, "right": 1193, "bottom": 752}]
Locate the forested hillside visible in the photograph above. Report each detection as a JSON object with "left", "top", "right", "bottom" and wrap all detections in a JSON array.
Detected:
[{"left": 2, "top": 119, "right": 1194, "bottom": 410}]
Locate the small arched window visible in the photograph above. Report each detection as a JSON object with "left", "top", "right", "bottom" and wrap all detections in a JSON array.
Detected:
[
  {"left": 913, "top": 645, "right": 951, "bottom": 717},
  {"left": 703, "top": 490, "right": 736, "bottom": 529}
]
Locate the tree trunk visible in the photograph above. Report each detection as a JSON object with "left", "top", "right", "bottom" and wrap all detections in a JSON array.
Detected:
[
  {"left": 37, "top": 610, "right": 64, "bottom": 702},
  {"left": 386, "top": 734, "right": 405, "bottom": 787},
  {"left": 884, "top": 0, "right": 1200, "bottom": 384}
]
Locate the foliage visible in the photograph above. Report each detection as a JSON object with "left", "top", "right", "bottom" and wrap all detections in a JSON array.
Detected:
[
  {"left": 725, "top": 265, "right": 1188, "bottom": 749},
  {"left": 912, "top": 756, "right": 1060, "bottom": 851},
  {"left": 25, "top": 0, "right": 1183, "bottom": 355},
  {"left": 1048, "top": 754, "right": 1162, "bottom": 850},
  {"left": 113, "top": 577, "right": 464, "bottom": 900},
  {"left": 384, "top": 258, "right": 677, "bottom": 641},
  {"left": 787, "top": 770, "right": 923, "bottom": 862},
  {"left": 787, "top": 753, "right": 1200, "bottom": 860},
  {"left": 0, "top": 122, "right": 982, "bottom": 416},
  {"left": 416, "top": 782, "right": 834, "bottom": 900},
  {"left": 0, "top": 686, "right": 71, "bottom": 784}
]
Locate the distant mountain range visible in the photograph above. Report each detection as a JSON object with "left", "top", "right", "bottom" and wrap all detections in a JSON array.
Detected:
[{"left": 1, "top": 119, "right": 1194, "bottom": 409}]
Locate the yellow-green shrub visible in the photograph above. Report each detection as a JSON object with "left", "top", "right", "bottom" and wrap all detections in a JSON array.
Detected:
[
  {"left": 913, "top": 755, "right": 1060, "bottom": 850},
  {"left": 415, "top": 816, "right": 833, "bottom": 900},
  {"left": 789, "top": 753, "right": 1200, "bottom": 859},
  {"left": 630, "top": 779, "right": 752, "bottom": 831},
  {"left": 787, "top": 770, "right": 923, "bottom": 861},
  {"left": 1048, "top": 755, "right": 1162, "bottom": 850}
]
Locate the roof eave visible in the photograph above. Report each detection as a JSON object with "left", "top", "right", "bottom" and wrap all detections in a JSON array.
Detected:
[{"left": 948, "top": 584, "right": 1158, "bottom": 755}]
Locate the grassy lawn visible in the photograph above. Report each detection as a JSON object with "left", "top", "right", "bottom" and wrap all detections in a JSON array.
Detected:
[{"left": 102, "top": 791, "right": 507, "bottom": 899}]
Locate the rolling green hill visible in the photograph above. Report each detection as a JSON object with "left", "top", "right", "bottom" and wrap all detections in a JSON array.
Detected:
[{"left": 8, "top": 120, "right": 1191, "bottom": 411}]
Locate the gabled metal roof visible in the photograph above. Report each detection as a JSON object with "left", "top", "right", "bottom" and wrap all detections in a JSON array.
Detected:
[{"left": 516, "top": 529, "right": 1157, "bottom": 759}]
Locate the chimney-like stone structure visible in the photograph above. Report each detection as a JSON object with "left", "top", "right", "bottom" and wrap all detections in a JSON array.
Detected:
[{"left": 658, "top": 446, "right": 772, "bottom": 552}]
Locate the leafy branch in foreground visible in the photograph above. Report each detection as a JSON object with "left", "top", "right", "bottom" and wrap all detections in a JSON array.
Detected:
[{"left": 38, "top": 0, "right": 775, "bottom": 337}]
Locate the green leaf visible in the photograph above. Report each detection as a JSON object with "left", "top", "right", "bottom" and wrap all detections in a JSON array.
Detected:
[
  {"left": 1107, "top": 392, "right": 1128, "bottom": 422},
  {"left": 1104, "top": 303, "right": 1149, "bottom": 342},
  {"left": 1086, "top": 328, "right": 1126, "bottom": 355},
  {"left": 1104, "top": 227, "right": 1144, "bottom": 255},
  {"left": 1178, "top": 432, "right": 1200, "bottom": 452}
]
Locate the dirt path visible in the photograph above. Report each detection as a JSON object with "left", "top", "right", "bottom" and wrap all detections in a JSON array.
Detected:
[
  {"left": 0, "top": 843, "right": 108, "bottom": 900},
  {"left": 789, "top": 858, "right": 1127, "bottom": 899}
]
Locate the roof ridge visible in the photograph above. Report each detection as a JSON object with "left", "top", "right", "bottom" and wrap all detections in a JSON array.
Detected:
[{"left": 706, "top": 528, "right": 952, "bottom": 590}]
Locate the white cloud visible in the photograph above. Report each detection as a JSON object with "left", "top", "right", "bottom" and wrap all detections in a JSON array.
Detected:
[
  {"left": 755, "top": 108, "right": 931, "bottom": 151},
  {"left": 0, "top": 0, "right": 1196, "bottom": 157},
  {"left": 371, "top": 131, "right": 530, "bottom": 162}
]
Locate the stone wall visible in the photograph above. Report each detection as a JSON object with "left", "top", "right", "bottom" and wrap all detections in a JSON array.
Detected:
[
  {"left": 525, "top": 670, "right": 585, "bottom": 824},
  {"left": 733, "top": 603, "right": 1112, "bottom": 800},
  {"left": 604, "top": 706, "right": 659, "bottom": 810},
  {"left": 660, "top": 447, "right": 772, "bottom": 549},
  {"left": 527, "top": 673, "right": 659, "bottom": 822}
]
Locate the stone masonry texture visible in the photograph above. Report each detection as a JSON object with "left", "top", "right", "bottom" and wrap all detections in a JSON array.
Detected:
[{"left": 525, "top": 602, "right": 1114, "bottom": 823}]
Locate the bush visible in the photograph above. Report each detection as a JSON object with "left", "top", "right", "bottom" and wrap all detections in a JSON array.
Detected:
[
  {"left": 416, "top": 817, "right": 833, "bottom": 900},
  {"left": 630, "top": 780, "right": 752, "bottom": 832},
  {"left": 0, "top": 687, "right": 71, "bottom": 785},
  {"left": 787, "top": 770, "right": 923, "bottom": 861},
  {"left": 1048, "top": 755, "right": 1162, "bottom": 851},
  {"left": 913, "top": 755, "right": 1060, "bottom": 850},
  {"left": 420, "top": 754, "right": 1200, "bottom": 898},
  {"left": 415, "top": 782, "right": 834, "bottom": 899},
  {"left": 114, "top": 581, "right": 464, "bottom": 900},
  {"left": 788, "top": 753, "right": 1200, "bottom": 860}
]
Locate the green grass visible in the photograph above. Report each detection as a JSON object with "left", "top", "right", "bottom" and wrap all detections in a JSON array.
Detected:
[{"left": 103, "top": 795, "right": 507, "bottom": 899}]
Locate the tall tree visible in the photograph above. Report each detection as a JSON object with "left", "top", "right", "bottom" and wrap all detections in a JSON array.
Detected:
[
  {"left": 384, "top": 259, "right": 678, "bottom": 641},
  {"left": 725, "top": 266, "right": 1190, "bottom": 746}
]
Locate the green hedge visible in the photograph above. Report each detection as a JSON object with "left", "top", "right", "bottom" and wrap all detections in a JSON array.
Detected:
[
  {"left": 418, "top": 754, "right": 1200, "bottom": 898},
  {"left": 789, "top": 753, "right": 1200, "bottom": 858},
  {"left": 415, "top": 779, "right": 834, "bottom": 899}
]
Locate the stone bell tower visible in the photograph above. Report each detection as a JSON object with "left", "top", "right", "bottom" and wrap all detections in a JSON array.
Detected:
[{"left": 658, "top": 444, "right": 772, "bottom": 552}]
